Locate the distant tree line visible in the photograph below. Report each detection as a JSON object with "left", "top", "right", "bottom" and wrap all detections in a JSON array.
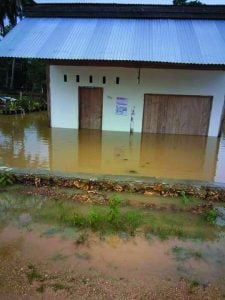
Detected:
[
  {"left": 0, "top": 0, "right": 46, "bottom": 93},
  {"left": 173, "top": 0, "right": 204, "bottom": 6},
  {"left": 0, "top": 0, "right": 35, "bottom": 36}
]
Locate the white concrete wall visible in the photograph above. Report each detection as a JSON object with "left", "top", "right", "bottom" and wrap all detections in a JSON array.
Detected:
[{"left": 50, "top": 65, "right": 225, "bottom": 136}]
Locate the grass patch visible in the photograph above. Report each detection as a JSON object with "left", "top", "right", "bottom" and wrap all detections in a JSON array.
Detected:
[
  {"left": 188, "top": 280, "right": 200, "bottom": 294},
  {"left": 34, "top": 195, "right": 142, "bottom": 235},
  {"left": 75, "top": 232, "right": 89, "bottom": 244},
  {"left": 26, "top": 264, "right": 44, "bottom": 284},
  {"left": 36, "top": 284, "right": 46, "bottom": 293},
  {"left": 51, "top": 282, "right": 68, "bottom": 292},
  {"left": 180, "top": 192, "right": 198, "bottom": 207},
  {"left": 0, "top": 172, "right": 15, "bottom": 188},
  {"left": 51, "top": 252, "right": 68, "bottom": 261},
  {"left": 41, "top": 227, "right": 62, "bottom": 238},
  {"left": 172, "top": 246, "right": 203, "bottom": 261},
  {"left": 32, "top": 194, "right": 217, "bottom": 240},
  {"left": 143, "top": 210, "right": 214, "bottom": 240},
  {"left": 202, "top": 209, "right": 217, "bottom": 225}
]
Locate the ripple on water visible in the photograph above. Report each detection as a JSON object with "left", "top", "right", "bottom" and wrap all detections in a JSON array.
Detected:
[{"left": 0, "top": 112, "right": 225, "bottom": 183}]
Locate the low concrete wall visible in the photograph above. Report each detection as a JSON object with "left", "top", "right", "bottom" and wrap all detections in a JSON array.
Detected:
[{"left": 4, "top": 168, "right": 225, "bottom": 201}]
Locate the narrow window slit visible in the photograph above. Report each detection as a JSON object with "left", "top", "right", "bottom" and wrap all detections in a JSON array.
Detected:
[
  {"left": 116, "top": 77, "right": 120, "bottom": 84},
  {"left": 64, "top": 74, "right": 67, "bottom": 82},
  {"left": 76, "top": 75, "right": 80, "bottom": 83},
  {"left": 103, "top": 76, "right": 106, "bottom": 84},
  {"left": 89, "top": 75, "right": 93, "bottom": 83}
]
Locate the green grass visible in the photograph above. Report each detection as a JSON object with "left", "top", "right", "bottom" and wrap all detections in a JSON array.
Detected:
[
  {"left": 36, "top": 284, "right": 46, "bottom": 293},
  {"left": 171, "top": 246, "right": 203, "bottom": 261},
  {"left": 202, "top": 209, "right": 217, "bottom": 224},
  {"left": 188, "top": 280, "right": 200, "bottom": 294},
  {"left": 51, "top": 252, "right": 68, "bottom": 261},
  {"left": 143, "top": 209, "right": 216, "bottom": 240},
  {"left": 0, "top": 186, "right": 218, "bottom": 241},
  {"left": 180, "top": 191, "right": 199, "bottom": 207},
  {"left": 34, "top": 195, "right": 143, "bottom": 235},
  {"left": 33, "top": 195, "right": 216, "bottom": 240},
  {"left": 51, "top": 282, "right": 68, "bottom": 292},
  {"left": 0, "top": 172, "right": 15, "bottom": 188},
  {"left": 102, "top": 191, "right": 203, "bottom": 209},
  {"left": 75, "top": 232, "right": 89, "bottom": 244},
  {"left": 26, "top": 264, "right": 44, "bottom": 284}
]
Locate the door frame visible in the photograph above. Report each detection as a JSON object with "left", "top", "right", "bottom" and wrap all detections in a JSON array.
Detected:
[{"left": 78, "top": 86, "right": 103, "bottom": 130}]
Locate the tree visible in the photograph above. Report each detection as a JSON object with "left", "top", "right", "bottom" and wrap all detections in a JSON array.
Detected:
[
  {"left": 0, "top": 0, "right": 35, "bottom": 90},
  {"left": 173, "top": 0, "right": 204, "bottom": 5},
  {"left": 0, "top": 0, "right": 35, "bottom": 37}
]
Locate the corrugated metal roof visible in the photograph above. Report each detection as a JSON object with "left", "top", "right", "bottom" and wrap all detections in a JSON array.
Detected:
[{"left": 1, "top": 17, "right": 225, "bottom": 64}]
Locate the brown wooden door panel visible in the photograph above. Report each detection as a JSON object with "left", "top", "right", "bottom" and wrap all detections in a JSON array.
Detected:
[
  {"left": 79, "top": 87, "right": 103, "bottom": 130},
  {"left": 142, "top": 94, "right": 212, "bottom": 136}
]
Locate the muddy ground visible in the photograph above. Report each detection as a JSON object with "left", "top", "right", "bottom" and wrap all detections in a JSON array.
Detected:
[{"left": 0, "top": 184, "right": 225, "bottom": 299}]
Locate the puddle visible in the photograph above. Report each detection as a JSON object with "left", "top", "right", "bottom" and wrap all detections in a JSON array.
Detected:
[
  {"left": 0, "top": 113, "right": 225, "bottom": 183},
  {"left": 0, "top": 187, "right": 225, "bottom": 298},
  {"left": 0, "top": 224, "right": 225, "bottom": 298}
]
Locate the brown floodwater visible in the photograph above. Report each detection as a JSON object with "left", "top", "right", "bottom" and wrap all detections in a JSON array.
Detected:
[{"left": 0, "top": 112, "right": 224, "bottom": 183}]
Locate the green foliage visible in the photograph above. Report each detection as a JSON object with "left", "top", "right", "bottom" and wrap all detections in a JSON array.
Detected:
[
  {"left": 146, "top": 225, "right": 186, "bottom": 240},
  {"left": 180, "top": 191, "right": 197, "bottom": 206},
  {"left": 59, "top": 206, "right": 87, "bottom": 227},
  {"left": 51, "top": 252, "right": 68, "bottom": 261},
  {"left": 173, "top": 0, "right": 203, "bottom": 5},
  {"left": 26, "top": 264, "right": 44, "bottom": 284},
  {"left": 88, "top": 209, "right": 104, "bottom": 230},
  {"left": 51, "top": 283, "right": 67, "bottom": 292},
  {"left": 36, "top": 284, "right": 45, "bottom": 293},
  {"left": 2, "top": 96, "right": 44, "bottom": 114},
  {"left": 181, "top": 191, "right": 190, "bottom": 205},
  {"left": 34, "top": 191, "right": 216, "bottom": 240},
  {"left": 75, "top": 232, "right": 89, "bottom": 244},
  {"left": 188, "top": 280, "right": 199, "bottom": 293},
  {"left": 26, "top": 60, "right": 46, "bottom": 91},
  {"left": 70, "top": 213, "right": 87, "bottom": 227},
  {"left": 203, "top": 209, "right": 217, "bottom": 225},
  {"left": 122, "top": 211, "right": 142, "bottom": 235},
  {"left": 107, "top": 194, "right": 122, "bottom": 228},
  {"left": 0, "top": 172, "right": 15, "bottom": 188},
  {"left": 0, "top": 0, "right": 35, "bottom": 36},
  {"left": 172, "top": 246, "right": 202, "bottom": 261}
]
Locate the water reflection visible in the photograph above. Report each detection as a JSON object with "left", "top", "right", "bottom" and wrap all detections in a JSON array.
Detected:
[{"left": 0, "top": 112, "right": 224, "bottom": 183}]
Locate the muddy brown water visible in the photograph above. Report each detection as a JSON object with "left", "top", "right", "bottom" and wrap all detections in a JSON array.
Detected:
[
  {"left": 0, "top": 223, "right": 225, "bottom": 299},
  {"left": 0, "top": 112, "right": 225, "bottom": 183}
]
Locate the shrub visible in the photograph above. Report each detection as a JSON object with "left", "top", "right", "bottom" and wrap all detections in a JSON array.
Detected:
[
  {"left": 203, "top": 209, "right": 217, "bottom": 225},
  {"left": 123, "top": 211, "right": 142, "bottom": 235},
  {"left": 0, "top": 172, "right": 15, "bottom": 188},
  {"left": 88, "top": 209, "right": 104, "bottom": 230},
  {"left": 107, "top": 194, "right": 122, "bottom": 228}
]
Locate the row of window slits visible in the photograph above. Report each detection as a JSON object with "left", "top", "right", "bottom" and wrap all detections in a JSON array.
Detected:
[{"left": 64, "top": 75, "right": 120, "bottom": 84}]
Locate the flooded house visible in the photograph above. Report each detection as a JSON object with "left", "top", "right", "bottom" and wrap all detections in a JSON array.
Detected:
[{"left": 0, "top": 1, "right": 225, "bottom": 137}]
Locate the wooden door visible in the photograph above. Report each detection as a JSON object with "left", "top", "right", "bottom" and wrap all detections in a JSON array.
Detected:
[
  {"left": 79, "top": 87, "right": 103, "bottom": 130},
  {"left": 142, "top": 94, "right": 212, "bottom": 136}
]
